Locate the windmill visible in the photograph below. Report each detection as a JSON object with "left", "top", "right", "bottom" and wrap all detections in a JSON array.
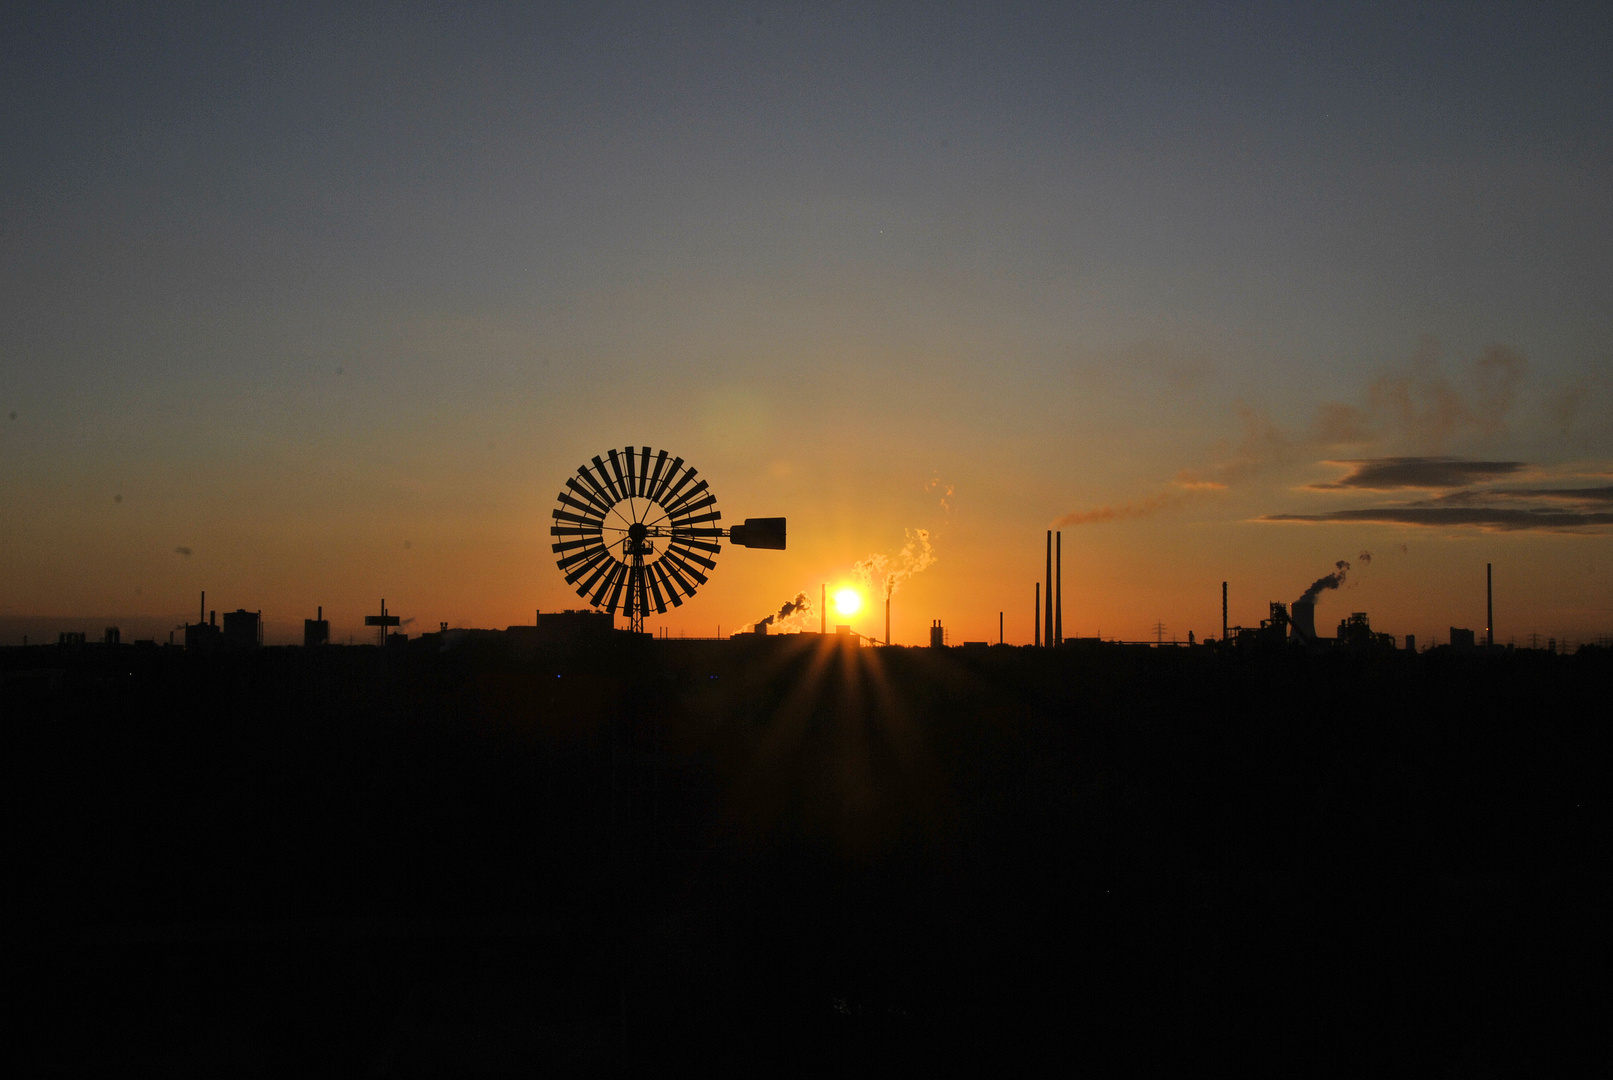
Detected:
[{"left": 551, "top": 446, "right": 786, "bottom": 634}]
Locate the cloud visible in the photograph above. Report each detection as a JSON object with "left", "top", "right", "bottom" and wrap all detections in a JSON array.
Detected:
[
  {"left": 1310, "top": 338, "right": 1530, "bottom": 452},
  {"left": 1057, "top": 403, "right": 1274, "bottom": 528},
  {"left": 1544, "top": 376, "right": 1595, "bottom": 437},
  {"left": 1263, "top": 507, "right": 1613, "bottom": 531},
  {"left": 1054, "top": 490, "right": 1181, "bottom": 528},
  {"left": 1307, "top": 456, "right": 1526, "bottom": 490},
  {"left": 1422, "top": 485, "right": 1613, "bottom": 506}
]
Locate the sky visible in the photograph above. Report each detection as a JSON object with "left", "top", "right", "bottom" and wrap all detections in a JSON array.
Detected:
[{"left": 3, "top": 2, "right": 1612, "bottom": 647}]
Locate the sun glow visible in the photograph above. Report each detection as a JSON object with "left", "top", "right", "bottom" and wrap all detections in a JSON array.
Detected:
[{"left": 834, "top": 588, "right": 861, "bottom": 617}]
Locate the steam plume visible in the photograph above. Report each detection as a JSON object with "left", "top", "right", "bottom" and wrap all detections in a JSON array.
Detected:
[
  {"left": 854, "top": 529, "right": 935, "bottom": 599},
  {"left": 754, "top": 592, "right": 812, "bottom": 630},
  {"left": 1296, "top": 560, "right": 1350, "bottom": 607}
]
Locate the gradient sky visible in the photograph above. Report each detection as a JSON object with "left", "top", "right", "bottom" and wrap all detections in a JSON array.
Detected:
[{"left": 4, "top": 2, "right": 1612, "bottom": 646}]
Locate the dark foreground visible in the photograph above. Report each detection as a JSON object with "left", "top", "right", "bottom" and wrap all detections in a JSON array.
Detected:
[{"left": 5, "top": 636, "right": 1610, "bottom": 1074}]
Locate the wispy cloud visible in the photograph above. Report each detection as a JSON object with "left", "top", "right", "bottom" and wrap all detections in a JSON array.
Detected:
[
  {"left": 1309, "top": 338, "right": 1528, "bottom": 451},
  {"left": 1307, "top": 456, "right": 1526, "bottom": 491},
  {"left": 1263, "top": 507, "right": 1613, "bottom": 531}
]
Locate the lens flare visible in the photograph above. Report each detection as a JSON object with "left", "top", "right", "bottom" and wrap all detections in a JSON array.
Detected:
[{"left": 834, "top": 588, "right": 861, "bottom": 617}]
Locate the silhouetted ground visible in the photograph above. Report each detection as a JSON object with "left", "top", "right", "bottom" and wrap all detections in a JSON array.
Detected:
[{"left": 5, "top": 636, "right": 1610, "bottom": 1074}]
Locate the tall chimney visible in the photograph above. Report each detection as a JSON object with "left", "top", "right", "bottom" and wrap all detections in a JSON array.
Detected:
[
  {"left": 821, "top": 584, "right": 826, "bottom": 634},
  {"left": 200, "top": 591, "right": 205, "bottom": 625},
  {"left": 1487, "top": 563, "right": 1493, "bottom": 647},
  {"left": 885, "top": 595, "right": 891, "bottom": 647},
  {"left": 1044, "top": 531, "right": 1053, "bottom": 648},
  {"left": 1034, "top": 583, "right": 1041, "bottom": 647},
  {"left": 1222, "top": 582, "right": 1228, "bottom": 641},
  {"left": 999, "top": 611, "right": 1003, "bottom": 645},
  {"left": 1055, "top": 531, "right": 1062, "bottom": 646}
]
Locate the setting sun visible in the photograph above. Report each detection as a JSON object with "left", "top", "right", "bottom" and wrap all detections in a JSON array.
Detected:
[{"left": 834, "top": 588, "right": 861, "bottom": 617}]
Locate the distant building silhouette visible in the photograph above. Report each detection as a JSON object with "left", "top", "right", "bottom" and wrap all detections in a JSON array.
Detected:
[
  {"left": 930, "top": 620, "right": 945, "bottom": 648},
  {"left": 1450, "top": 627, "right": 1477, "bottom": 648},
  {"left": 103, "top": 627, "right": 119, "bottom": 646},
  {"left": 1289, "top": 599, "right": 1317, "bottom": 643},
  {"left": 222, "top": 609, "right": 262, "bottom": 650},
  {"left": 1336, "top": 612, "right": 1395, "bottom": 649},
  {"left": 58, "top": 631, "right": 85, "bottom": 646},
  {"left": 304, "top": 606, "right": 329, "bottom": 647},
  {"left": 1405, "top": 634, "right": 1416, "bottom": 652}
]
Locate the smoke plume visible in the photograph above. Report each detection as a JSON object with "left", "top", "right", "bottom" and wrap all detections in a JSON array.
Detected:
[
  {"left": 1296, "top": 560, "right": 1350, "bottom": 607},
  {"left": 854, "top": 529, "right": 935, "bottom": 598},
  {"left": 753, "top": 592, "right": 812, "bottom": 631}
]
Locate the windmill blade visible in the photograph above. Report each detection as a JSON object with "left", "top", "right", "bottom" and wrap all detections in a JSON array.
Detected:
[
  {"left": 593, "top": 561, "right": 624, "bottom": 610},
  {"left": 663, "top": 478, "right": 709, "bottom": 517},
  {"left": 669, "top": 543, "right": 717, "bottom": 571},
  {"left": 660, "top": 466, "right": 698, "bottom": 509},
  {"left": 651, "top": 562, "right": 683, "bottom": 608},
  {"left": 624, "top": 446, "right": 638, "bottom": 499},
  {"left": 658, "top": 555, "right": 696, "bottom": 596},
  {"left": 607, "top": 449, "right": 630, "bottom": 504},
  {"left": 592, "top": 456, "right": 624, "bottom": 503},
  {"left": 565, "top": 551, "right": 612, "bottom": 586},
  {"left": 559, "top": 544, "right": 608, "bottom": 575},
  {"left": 671, "top": 508, "right": 721, "bottom": 527},
  {"left": 551, "top": 526, "right": 604, "bottom": 540},
  {"left": 553, "top": 535, "right": 603, "bottom": 554},
  {"left": 646, "top": 450, "right": 670, "bottom": 504},
  {"left": 556, "top": 491, "right": 606, "bottom": 519},
  {"left": 645, "top": 566, "right": 668, "bottom": 613},
  {"left": 638, "top": 446, "right": 653, "bottom": 497},
  {"left": 557, "top": 542, "right": 606, "bottom": 569},
  {"left": 648, "top": 456, "right": 683, "bottom": 504},
  {"left": 660, "top": 549, "right": 708, "bottom": 587},
  {"left": 671, "top": 499, "right": 718, "bottom": 522},
  {"left": 565, "top": 477, "right": 614, "bottom": 517},
  {"left": 604, "top": 564, "right": 627, "bottom": 614},
  {"left": 577, "top": 555, "right": 615, "bottom": 599},
  {"left": 578, "top": 462, "right": 616, "bottom": 508},
  {"left": 552, "top": 509, "right": 604, "bottom": 529},
  {"left": 669, "top": 533, "right": 722, "bottom": 555}
]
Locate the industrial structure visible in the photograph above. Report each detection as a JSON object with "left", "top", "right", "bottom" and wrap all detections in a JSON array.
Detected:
[{"left": 550, "top": 446, "right": 785, "bottom": 635}]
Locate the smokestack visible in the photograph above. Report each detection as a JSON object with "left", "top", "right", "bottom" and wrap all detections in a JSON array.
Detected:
[
  {"left": 885, "top": 595, "right": 890, "bottom": 647},
  {"left": 999, "top": 611, "right": 1003, "bottom": 645},
  {"left": 200, "top": 591, "right": 205, "bottom": 625},
  {"left": 1034, "top": 582, "right": 1041, "bottom": 647},
  {"left": 1222, "top": 582, "right": 1228, "bottom": 641},
  {"left": 1044, "top": 531, "right": 1053, "bottom": 648},
  {"left": 1055, "top": 531, "right": 1062, "bottom": 646},
  {"left": 318, "top": 606, "right": 322, "bottom": 622},
  {"left": 821, "top": 584, "right": 826, "bottom": 634},
  {"left": 1487, "top": 563, "right": 1493, "bottom": 647}
]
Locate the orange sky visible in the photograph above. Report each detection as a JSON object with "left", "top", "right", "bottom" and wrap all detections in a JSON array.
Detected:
[{"left": 3, "top": 8, "right": 1611, "bottom": 647}]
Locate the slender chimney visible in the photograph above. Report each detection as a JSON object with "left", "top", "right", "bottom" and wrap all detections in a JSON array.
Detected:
[
  {"left": 999, "top": 611, "right": 1003, "bottom": 645},
  {"left": 1487, "top": 563, "right": 1493, "bottom": 647},
  {"left": 318, "top": 606, "right": 322, "bottom": 622},
  {"left": 1222, "top": 582, "right": 1228, "bottom": 641},
  {"left": 821, "top": 584, "right": 826, "bottom": 634},
  {"left": 200, "top": 591, "right": 205, "bottom": 625},
  {"left": 1035, "top": 582, "right": 1041, "bottom": 647},
  {"left": 1044, "top": 531, "right": 1053, "bottom": 648},
  {"left": 885, "top": 595, "right": 891, "bottom": 646},
  {"left": 1055, "top": 531, "right": 1062, "bottom": 646}
]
